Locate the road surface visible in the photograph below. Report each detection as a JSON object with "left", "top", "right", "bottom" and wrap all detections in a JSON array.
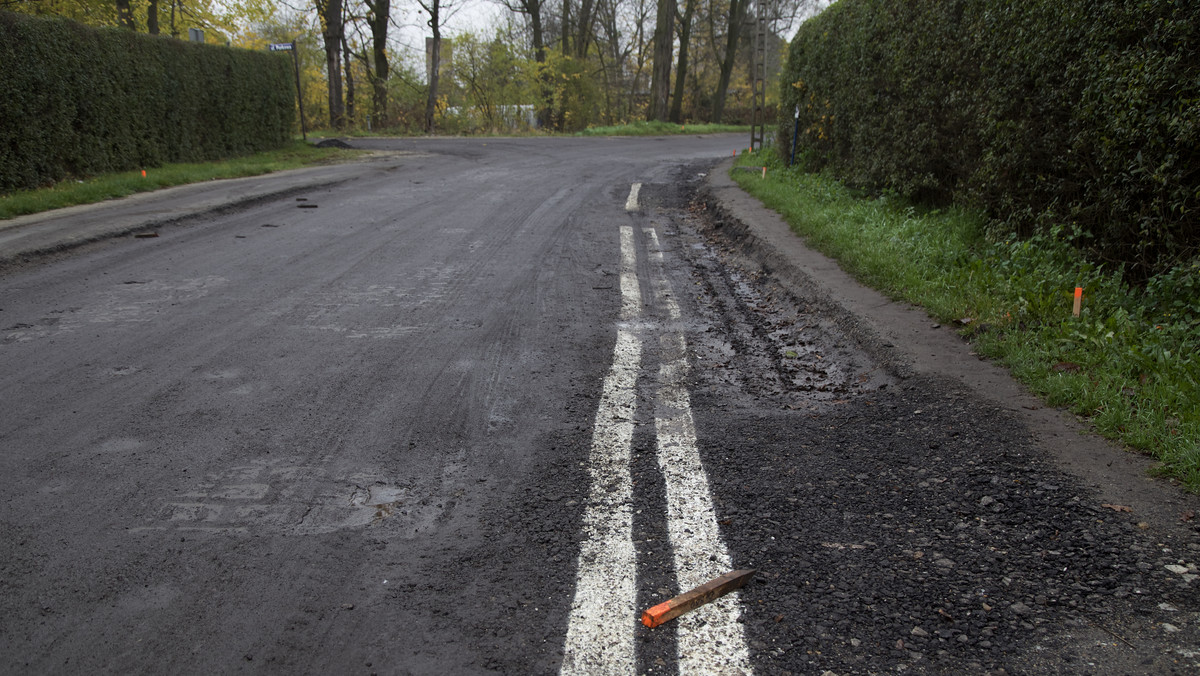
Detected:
[{"left": 2, "top": 136, "right": 1198, "bottom": 674}]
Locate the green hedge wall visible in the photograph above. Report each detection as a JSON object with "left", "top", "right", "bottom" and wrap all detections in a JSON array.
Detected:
[
  {"left": 0, "top": 11, "right": 296, "bottom": 193},
  {"left": 780, "top": 0, "right": 1200, "bottom": 279}
]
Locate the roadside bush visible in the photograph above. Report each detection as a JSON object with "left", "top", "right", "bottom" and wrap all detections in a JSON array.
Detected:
[
  {"left": 779, "top": 0, "right": 1200, "bottom": 280},
  {"left": 0, "top": 11, "right": 296, "bottom": 193}
]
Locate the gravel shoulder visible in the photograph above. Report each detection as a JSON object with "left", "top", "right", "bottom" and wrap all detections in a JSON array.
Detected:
[{"left": 668, "top": 159, "right": 1200, "bottom": 673}]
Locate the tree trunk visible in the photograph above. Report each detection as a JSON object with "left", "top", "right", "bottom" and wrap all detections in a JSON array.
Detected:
[
  {"left": 343, "top": 34, "right": 356, "bottom": 125},
  {"left": 561, "top": 0, "right": 570, "bottom": 56},
  {"left": 318, "top": 0, "right": 346, "bottom": 129},
  {"left": 647, "top": 0, "right": 674, "bottom": 121},
  {"left": 424, "top": 0, "right": 441, "bottom": 133},
  {"left": 367, "top": 0, "right": 390, "bottom": 128},
  {"left": 147, "top": 0, "right": 159, "bottom": 34},
  {"left": 529, "top": 1, "right": 553, "bottom": 129},
  {"left": 115, "top": 0, "right": 135, "bottom": 30},
  {"left": 574, "top": 0, "right": 594, "bottom": 58},
  {"left": 669, "top": 0, "right": 697, "bottom": 123},
  {"left": 711, "top": 0, "right": 747, "bottom": 123}
]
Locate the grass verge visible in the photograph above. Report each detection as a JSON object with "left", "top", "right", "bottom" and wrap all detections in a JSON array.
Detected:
[
  {"left": 732, "top": 151, "right": 1200, "bottom": 492},
  {"left": 576, "top": 121, "right": 749, "bottom": 136},
  {"left": 0, "top": 141, "right": 367, "bottom": 220}
]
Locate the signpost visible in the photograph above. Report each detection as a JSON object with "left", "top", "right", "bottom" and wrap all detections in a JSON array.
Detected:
[{"left": 270, "top": 42, "right": 307, "bottom": 141}]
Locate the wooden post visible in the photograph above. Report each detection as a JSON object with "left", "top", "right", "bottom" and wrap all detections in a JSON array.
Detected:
[{"left": 642, "top": 569, "right": 756, "bottom": 628}]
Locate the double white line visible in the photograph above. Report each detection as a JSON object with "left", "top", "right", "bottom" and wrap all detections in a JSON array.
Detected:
[{"left": 560, "top": 185, "right": 751, "bottom": 675}]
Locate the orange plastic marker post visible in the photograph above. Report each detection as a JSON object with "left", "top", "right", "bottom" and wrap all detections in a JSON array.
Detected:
[
  {"left": 762, "top": 167, "right": 767, "bottom": 179},
  {"left": 641, "top": 569, "right": 756, "bottom": 628},
  {"left": 141, "top": 169, "right": 146, "bottom": 177},
  {"left": 1073, "top": 287, "right": 1083, "bottom": 317}
]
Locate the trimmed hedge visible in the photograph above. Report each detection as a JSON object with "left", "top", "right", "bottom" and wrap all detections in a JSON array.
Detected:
[
  {"left": 780, "top": 0, "right": 1200, "bottom": 280},
  {"left": 0, "top": 11, "right": 296, "bottom": 193}
]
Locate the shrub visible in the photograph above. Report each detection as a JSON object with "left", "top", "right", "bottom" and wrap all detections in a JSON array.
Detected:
[
  {"left": 0, "top": 11, "right": 296, "bottom": 192},
  {"left": 779, "top": 0, "right": 1200, "bottom": 280}
]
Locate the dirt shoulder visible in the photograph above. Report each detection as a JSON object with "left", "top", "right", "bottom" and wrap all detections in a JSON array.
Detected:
[{"left": 701, "top": 157, "right": 1200, "bottom": 551}]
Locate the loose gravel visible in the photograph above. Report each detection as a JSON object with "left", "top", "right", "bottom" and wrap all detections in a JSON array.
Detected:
[{"left": 650, "top": 165, "right": 1200, "bottom": 675}]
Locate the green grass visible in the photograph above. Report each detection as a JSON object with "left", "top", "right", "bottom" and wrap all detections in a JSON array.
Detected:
[
  {"left": 732, "top": 151, "right": 1200, "bottom": 492},
  {"left": 576, "top": 121, "right": 749, "bottom": 137},
  {"left": 0, "top": 141, "right": 367, "bottom": 220},
  {"left": 305, "top": 121, "right": 750, "bottom": 139}
]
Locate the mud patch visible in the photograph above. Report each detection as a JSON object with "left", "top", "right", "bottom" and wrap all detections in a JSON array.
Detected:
[{"left": 646, "top": 168, "right": 895, "bottom": 412}]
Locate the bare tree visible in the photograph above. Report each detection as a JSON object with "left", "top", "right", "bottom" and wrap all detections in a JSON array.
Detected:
[
  {"left": 495, "top": 0, "right": 551, "bottom": 127},
  {"left": 365, "top": 0, "right": 391, "bottom": 127},
  {"left": 316, "top": 0, "right": 347, "bottom": 129},
  {"left": 669, "top": 0, "right": 697, "bottom": 122},
  {"left": 710, "top": 0, "right": 748, "bottom": 123},
  {"left": 416, "top": 0, "right": 457, "bottom": 132},
  {"left": 646, "top": 0, "right": 673, "bottom": 120}
]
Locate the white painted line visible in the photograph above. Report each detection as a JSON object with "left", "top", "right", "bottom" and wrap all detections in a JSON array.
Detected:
[
  {"left": 564, "top": 221, "right": 751, "bottom": 675},
  {"left": 645, "top": 227, "right": 752, "bottom": 675},
  {"left": 561, "top": 226, "right": 642, "bottom": 676},
  {"left": 619, "top": 226, "right": 641, "bottom": 321},
  {"left": 625, "top": 183, "right": 642, "bottom": 212},
  {"left": 642, "top": 228, "right": 681, "bottom": 321},
  {"left": 655, "top": 334, "right": 751, "bottom": 675}
]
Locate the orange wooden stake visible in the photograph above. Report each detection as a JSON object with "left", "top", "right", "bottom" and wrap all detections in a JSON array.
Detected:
[
  {"left": 642, "top": 569, "right": 756, "bottom": 628},
  {"left": 762, "top": 167, "right": 767, "bottom": 179},
  {"left": 1073, "top": 287, "right": 1083, "bottom": 317}
]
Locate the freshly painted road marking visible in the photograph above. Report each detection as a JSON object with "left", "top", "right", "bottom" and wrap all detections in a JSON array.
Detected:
[
  {"left": 645, "top": 227, "right": 751, "bottom": 675},
  {"left": 655, "top": 334, "right": 751, "bottom": 674},
  {"left": 625, "top": 183, "right": 642, "bottom": 212},
  {"left": 619, "top": 226, "right": 641, "bottom": 321},
  {"left": 563, "top": 214, "right": 750, "bottom": 675},
  {"left": 561, "top": 226, "right": 642, "bottom": 675}
]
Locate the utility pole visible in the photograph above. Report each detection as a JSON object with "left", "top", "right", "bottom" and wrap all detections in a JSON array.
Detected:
[{"left": 749, "top": 0, "right": 767, "bottom": 152}]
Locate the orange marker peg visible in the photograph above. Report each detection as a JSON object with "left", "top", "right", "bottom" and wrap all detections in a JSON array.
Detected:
[
  {"left": 762, "top": 167, "right": 767, "bottom": 179},
  {"left": 141, "top": 169, "right": 146, "bottom": 177},
  {"left": 642, "top": 569, "right": 755, "bottom": 628},
  {"left": 1072, "top": 287, "right": 1083, "bottom": 316}
]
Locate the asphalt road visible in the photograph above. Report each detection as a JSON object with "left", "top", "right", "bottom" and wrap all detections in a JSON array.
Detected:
[{"left": 2, "top": 136, "right": 1199, "bottom": 675}]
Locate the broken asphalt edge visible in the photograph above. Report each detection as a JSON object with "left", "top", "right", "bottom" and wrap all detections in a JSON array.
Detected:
[
  {"left": 0, "top": 168, "right": 363, "bottom": 270},
  {"left": 701, "top": 156, "right": 1200, "bottom": 538}
]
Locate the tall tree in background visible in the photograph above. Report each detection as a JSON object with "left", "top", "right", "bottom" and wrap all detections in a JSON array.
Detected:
[
  {"left": 417, "top": 0, "right": 448, "bottom": 132},
  {"left": 364, "top": 0, "right": 390, "bottom": 127},
  {"left": 646, "top": 0, "right": 673, "bottom": 121},
  {"left": 572, "top": 0, "right": 595, "bottom": 57},
  {"left": 316, "top": 0, "right": 346, "bottom": 129},
  {"left": 497, "top": 0, "right": 551, "bottom": 127},
  {"left": 710, "top": 0, "right": 748, "bottom": 122},
  {"left": 115, "top": 0, "right": 134, "bottom": 29},
  {"left": 668, "top": 0, "right": 697, "bottom": 122},
  {"left": 342, "top": 30, "right": 356, "bottom": 123}
]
